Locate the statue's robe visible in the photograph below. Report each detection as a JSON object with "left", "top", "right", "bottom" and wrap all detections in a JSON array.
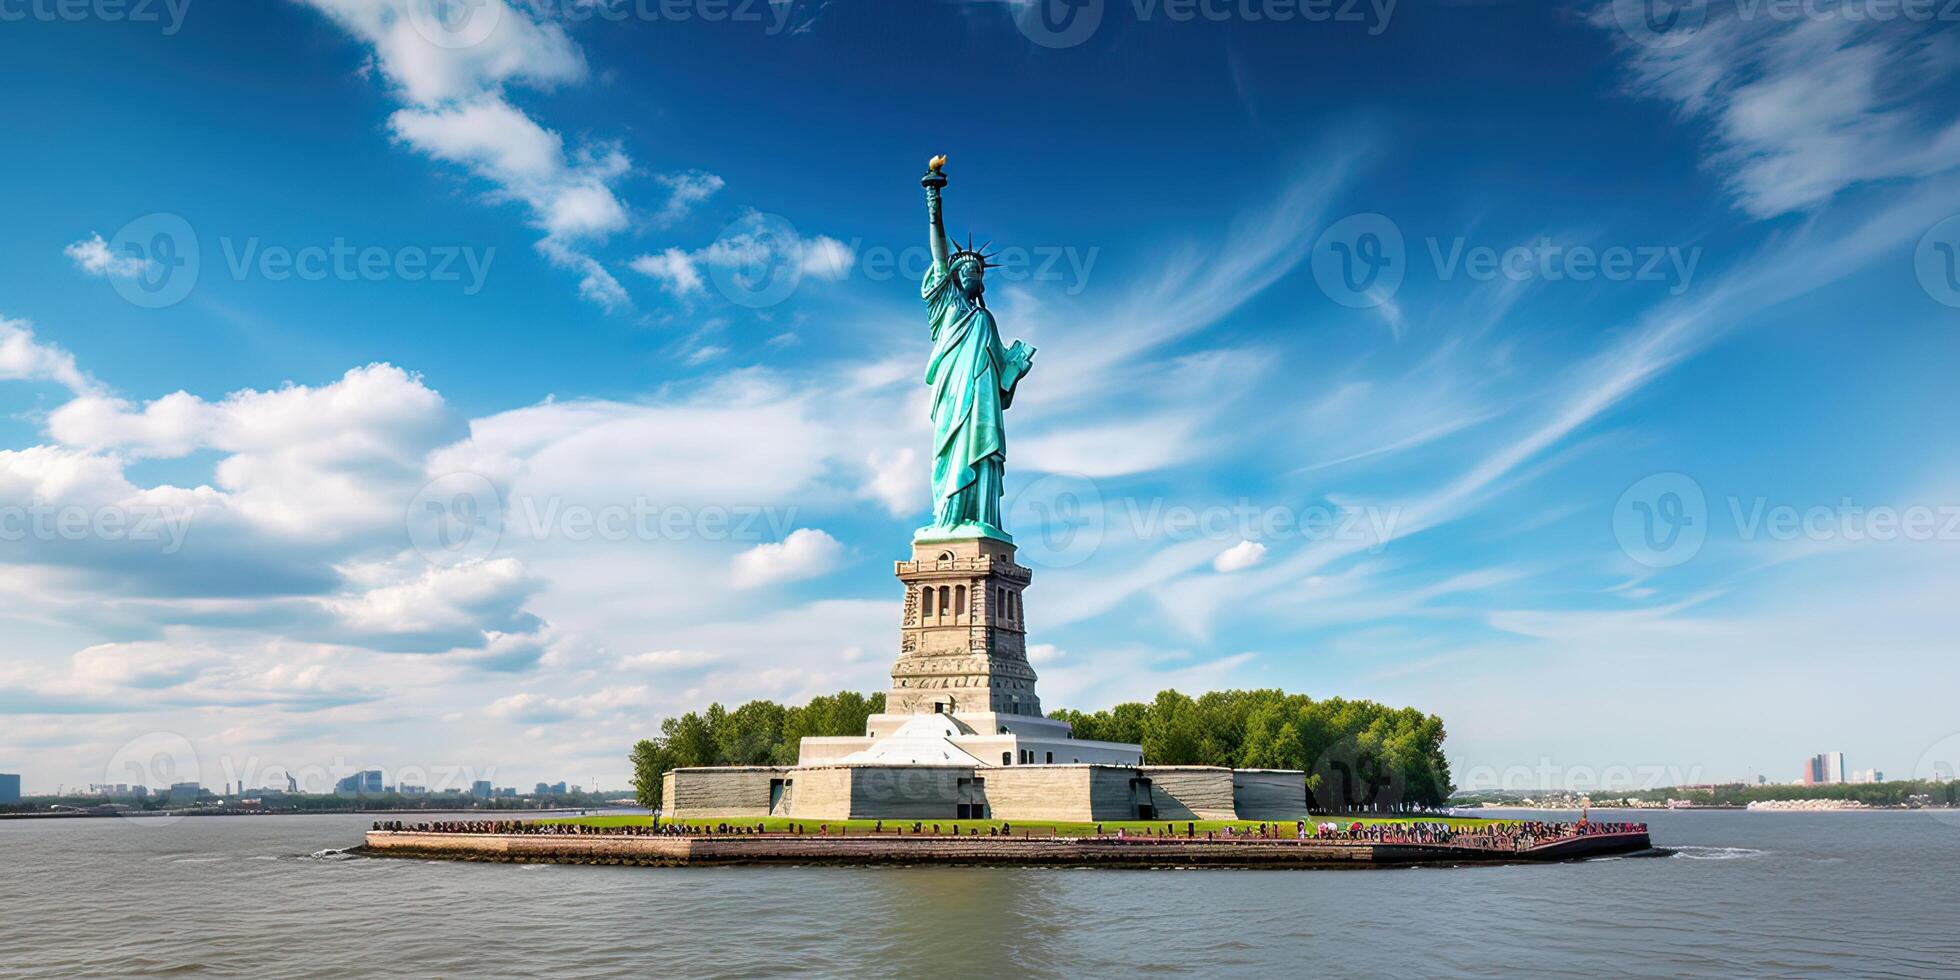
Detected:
[{"left": 921, "top": 258, "right": 1034, "bottom": 538}]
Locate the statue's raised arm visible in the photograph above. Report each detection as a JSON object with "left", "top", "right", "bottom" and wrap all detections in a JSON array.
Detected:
[{"left": 923, "top": 155, "right": 950, "bottom": 271}]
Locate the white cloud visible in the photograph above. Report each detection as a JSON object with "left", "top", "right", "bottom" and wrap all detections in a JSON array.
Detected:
[
  {"left": 731, "top": 528, "right": 844, "bottom": 588},
  {"left": 799, "top": 235, "right": 855, "bottom": 279},
  {"left": 0, "top": 316, "right": 96, "bottom": 394},
  {"left": 297, "top": 1, "right": 633, "bottom": 309},
  {"left": 863, "top": 447, "right": 921, "bottom": 517},
  {"left": 1027, "top": 643, "right": 1065, "bottom": 665},
  {"left": 628, "top": 224, "right": 856, "bottom": 298},
  {"left": 618, "top": 649, "right": 722, "bottom": 671},
  {"left": 63, "top": 233, "right": 152, "bottom": 278},
  {"left": 49, "top": 364, "right": 458, "bottom": 538},
  {"left": 1603, "top": 10, "right": 1960, "bottom": 217},
  {"left": 297, "top": 0, "right": 585, "bottom": 107},
  {"left": 324, "top": 558, "right": 537, "bottom": 638},
  {"left": 654, "top": 170, "right": 725, "bottom": 226},
  {"left": 1212, "top": 540, "right": 1267, "bottom": 573},
  {"left": 487, "top": 685, "right": 646, "bottom": 723},
  {"left": 630, "top": 247, "right": 704, "bottom": 296}
]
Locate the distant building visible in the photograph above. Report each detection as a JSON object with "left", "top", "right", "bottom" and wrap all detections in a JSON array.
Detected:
[
  {"left": 471, "top": 780, "right": 492, "bottom": 799},
  {"left": 1854, "top": 768, "right": 1885, "bottom": 784},
  {"left": 168, "top": 782, "right": 205, "bottom": 804},
  {"left": 335, "top": 771, "right": 384, "bottom": 796},
  {"left": 1801, "top": 755, "right": 1826, "bottom": 785},
  {"left": 1826, "top": 752, "right": 1846, "bottom": 784},
  {"left": 550, "top": 781, "right": 568, "bottom": 795},
  {"left": 0, "top": 773, "right": 20, "bottom": 804}
]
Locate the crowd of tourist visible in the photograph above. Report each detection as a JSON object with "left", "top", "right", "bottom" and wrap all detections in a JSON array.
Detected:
[{"left": 371, "top": 817, "right": 1645, "bottom": 851}]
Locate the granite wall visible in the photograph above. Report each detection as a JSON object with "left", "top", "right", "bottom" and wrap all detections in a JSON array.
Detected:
[
  {"left": 1232, "top": 770, "right": 1309, "bottom": 820},
  {"left": 663, "top": 767, "right": 788, "bottom": 818},
  {"left": 1138, "top": 767, "right": 1237, "bottom": 820}
]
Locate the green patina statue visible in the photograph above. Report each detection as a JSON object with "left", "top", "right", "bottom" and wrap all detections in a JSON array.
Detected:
[{"left": 917, "top": 155, "right": 1036, "bottom": 543}]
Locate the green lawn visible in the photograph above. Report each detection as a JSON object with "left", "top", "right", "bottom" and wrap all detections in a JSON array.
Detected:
[{"left": 535, "top": 814, "right": 1506, "bottom": 837}]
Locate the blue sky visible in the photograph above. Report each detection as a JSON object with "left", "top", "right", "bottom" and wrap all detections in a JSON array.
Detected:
[{"left": 2, "top": 0, "right": 1958, "bottom": 795}]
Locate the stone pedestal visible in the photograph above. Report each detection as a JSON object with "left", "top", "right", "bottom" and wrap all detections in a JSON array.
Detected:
[{"left": 886, "top": 536, "right": 1039, "bottom": 719}]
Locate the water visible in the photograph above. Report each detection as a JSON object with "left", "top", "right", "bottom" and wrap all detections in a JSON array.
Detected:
[{"left": 2, "top": 808, "right": 1956, "bottom": 977}]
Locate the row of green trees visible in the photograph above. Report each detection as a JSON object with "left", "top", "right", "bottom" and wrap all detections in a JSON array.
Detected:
[
  {"left": 631, "top": 692, "right": 885, "bottom": 808},
  {"left": 1051, "top": 689, "right": 1453, "bottom": 810},
  {"left": 631, "top": 688, "right": 1453, "bottom": 811}
]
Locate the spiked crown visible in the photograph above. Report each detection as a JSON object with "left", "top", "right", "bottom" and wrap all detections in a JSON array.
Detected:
[{"left": 948, "top": 233, "right": 999, "bottom": 274}]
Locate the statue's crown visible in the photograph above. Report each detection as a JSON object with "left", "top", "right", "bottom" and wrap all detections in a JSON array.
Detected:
[{"left": 949, "top": 233, "right": 998, "bottom": 272}]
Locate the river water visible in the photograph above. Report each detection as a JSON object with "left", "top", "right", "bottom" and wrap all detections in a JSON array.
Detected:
[{"left": 1, "top": 807, "right": 1954, "bottom": 977}]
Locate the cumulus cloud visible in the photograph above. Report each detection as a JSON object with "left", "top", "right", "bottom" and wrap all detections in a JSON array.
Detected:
[
  {"left": 731, "top": 528, "right": 844, "bottom": 588},
  {"left": 0, "top": 316, "right": 96, "bottom": 394},
  {"left": 50, "top": 363, "right": 460, "bottom": 539},
  {"left": 1212, "top": 540, "right": 1268, "bottom": 573},
  {"left": 64, "top": 233, "right": 152, "bottom": 278},
  {"left": 324, "top": 558, "right": 541, "bottom": 643}
]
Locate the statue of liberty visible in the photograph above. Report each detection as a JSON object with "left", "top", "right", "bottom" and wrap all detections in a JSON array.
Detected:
[{"left": 917, "top": 155, "right": 1036, "bottom": 543}]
